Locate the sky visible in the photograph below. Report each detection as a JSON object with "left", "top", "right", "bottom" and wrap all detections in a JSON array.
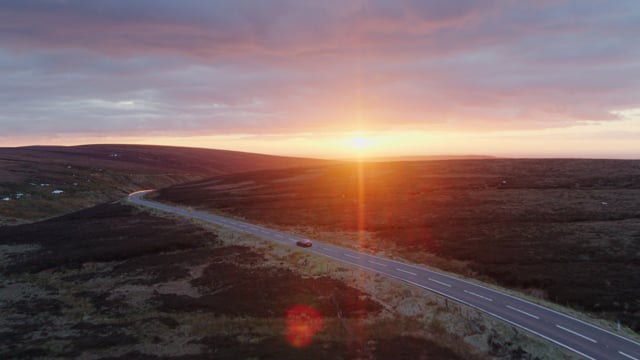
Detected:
[{"left": 1, "top": 0, "right": 639, "bottom": 159}]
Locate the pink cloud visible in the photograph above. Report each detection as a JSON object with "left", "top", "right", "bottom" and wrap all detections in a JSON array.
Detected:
[{"left": 0, "top": 0, "right": 639, "bottom": 137}]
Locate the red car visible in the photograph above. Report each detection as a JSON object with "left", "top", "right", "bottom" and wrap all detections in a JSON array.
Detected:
[{"left": 296, "top": 239, "right": 313, "bottom": 247}]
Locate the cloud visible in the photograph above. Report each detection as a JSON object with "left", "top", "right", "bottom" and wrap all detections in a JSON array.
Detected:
[{"left": 0, "top": 0, "right": 639, "bottom": 137}]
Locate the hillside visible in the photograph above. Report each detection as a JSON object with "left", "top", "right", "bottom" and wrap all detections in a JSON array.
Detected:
[
  {"left": 0, "top": 144, "right": 328, "bottom": 224},
  {"left": 156, "top": 158, "right": 640, "bottom": 334}
]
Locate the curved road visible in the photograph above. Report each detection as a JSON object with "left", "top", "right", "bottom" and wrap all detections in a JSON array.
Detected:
[{"left": 128, "top": 190, "right": 640, "bottom": 360}]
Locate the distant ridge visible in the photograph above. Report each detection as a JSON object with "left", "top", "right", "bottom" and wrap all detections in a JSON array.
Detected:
[
  {"left": 365, "top": 155, "right": 498, "bottom": 162},
  {"left": 2, "top": 144, "right": 331, "bottom": 176},
  {"left": 0, "top": 144, "right": 332, "bottom": 223}
]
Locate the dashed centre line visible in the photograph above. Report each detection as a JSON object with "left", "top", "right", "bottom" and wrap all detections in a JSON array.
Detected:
[
  {"left": 428, "top": 278, "right": 452, "bottom": 288},
  {"left": 321, "top": 247, "right": 337, "bottom": 252},
  {"left": 367, "top": 260, "right": 387, "bottom": 267},
  {"left": 506, "top": 305, "right": 540, "bottom": 320},
  {"left": 619, "top": 351, "right": 639, "bottom": 360},
  {"left": 464, "top": 290, "right": 493, "bottom": 302},
  {"left": 396, "top": 268, "right": 417, "bottom": 276},
  {"left": 556, "top": 325, "right": 597, "bottom": 344},
  {"left": 343, "top": 254, "right": 360, "bottom": 260}
]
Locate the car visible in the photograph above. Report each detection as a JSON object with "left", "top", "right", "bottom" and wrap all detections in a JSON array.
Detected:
[{"left": 296, "top": 239, "right": 313, "bottom": 247}]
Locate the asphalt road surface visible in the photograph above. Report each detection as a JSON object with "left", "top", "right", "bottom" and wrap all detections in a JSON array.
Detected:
[{"left": 128, "top": 190, "right": 640, "bottom": 360}]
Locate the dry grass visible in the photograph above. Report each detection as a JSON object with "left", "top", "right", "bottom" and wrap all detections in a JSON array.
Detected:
[
  {"left": 0, "top": 203, "right": 469, "bottom": 359},
  {"left": 186, "top": 217, "right": 580, "bottom": 360}
]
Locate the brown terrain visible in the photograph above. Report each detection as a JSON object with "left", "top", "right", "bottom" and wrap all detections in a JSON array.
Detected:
[
  {"left": 1, "top": 145, "right": 634, "bottom": 359},
  {"left": 156, "top": 159, "right": 640, "bottom": 334},
  {"left": 3, "top": 146, "right": 570, "bottom": 359},
  {"left": 0, "top": 144, "right": 329, "bottom": 224},
  {"left": 0, "top": 202, "right": 563, "bottom": 359}
]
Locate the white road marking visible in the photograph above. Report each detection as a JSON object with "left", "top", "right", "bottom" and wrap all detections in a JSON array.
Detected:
[
  {"left": 619, "top": 351, "right": 639, "bottom": 360},
  {"left": 367, "top": 260, "right": 387, "bottom": 267},
  {"left": 464, "top": 290, "right": 493, "bottom": 302},
  {"left": 507, "top": 305, "right": 540, "bottom": 320},
  {"left": 396, "top": 268, "right": 417, "bottom": 276},
  {"left": 344, "top": 254, "right": 360, "bottom": 259},
  {"left": 428, "top": 278, "right": 452, "bottom": 288},
  {"left": 321, "top": 247, "right": 337, "bottom": 252},
  {"left": 556, "top": 325, "right": 597, "bottom": 343}
]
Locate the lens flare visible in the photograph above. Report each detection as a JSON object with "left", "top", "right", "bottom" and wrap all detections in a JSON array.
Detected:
[{"left": 285, "top": 304, "right": 324, "bottom": 348}]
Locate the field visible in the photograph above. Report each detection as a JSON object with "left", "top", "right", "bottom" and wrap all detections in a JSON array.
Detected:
[
  {"left": 156, "top": 159, "right": 640, "bottom": 333},
  {"left": 0, "top": 202, "right": 576, "bottom": 359},
  {"left": 0, "top": 144, "right": 327, "bottom": 224}
]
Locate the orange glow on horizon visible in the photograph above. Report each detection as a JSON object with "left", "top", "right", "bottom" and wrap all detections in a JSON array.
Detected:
[{"left": 2, "top": 118, "right": 639, "bottom": 160}]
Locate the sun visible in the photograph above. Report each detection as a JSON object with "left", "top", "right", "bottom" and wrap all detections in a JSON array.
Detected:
[
  {"left": 342, "top": 134, "right": 376, "bottom": 159},
  {"left": 346, "top": 136, "right": 372, "bottom": 151}
]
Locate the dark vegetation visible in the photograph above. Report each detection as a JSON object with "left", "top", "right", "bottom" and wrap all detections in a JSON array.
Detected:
[
  {"left": 0, "top": 144, "right": 328, "bottom": 223},
  {"left": 0, "top": 203, "right": 210, "bottom": 273},
  {"left": 158, "top": 159, "right": 640, "bottom": 332},
  {"left": 0, "top": 203, "right": 464, "bottom": 359}
]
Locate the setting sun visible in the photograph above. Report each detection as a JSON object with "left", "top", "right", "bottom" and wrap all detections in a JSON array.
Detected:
[
  {"left": 346, "top": 136, "right": 370, "bottom": 150},
  {"left": 345, "top": 135, "right": 374, "bottom": 156}
]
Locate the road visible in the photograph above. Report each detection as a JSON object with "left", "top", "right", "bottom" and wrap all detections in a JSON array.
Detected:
[{"left": 128, "top": 190, "right": 640, "bottom": 360}]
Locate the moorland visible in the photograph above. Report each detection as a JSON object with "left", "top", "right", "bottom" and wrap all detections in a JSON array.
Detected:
[
  {"left": 1, "top": 202, "right": 570, "bottom": 359},
  {"left": 0, "top": 144, "right": 327, "bottom": 224},
  {"left": 156, "top": 159, "right": 640, "bottom": 333},
  {"left": 1, "top": 145, "right": 632, "bottom": 359},
  {"left": 3, "top": 145, "right": 572, "bottom": 359}
]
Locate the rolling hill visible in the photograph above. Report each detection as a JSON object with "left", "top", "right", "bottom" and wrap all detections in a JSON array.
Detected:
[{"left": 0, "top": 144, "right": 329, "bottom": 224}]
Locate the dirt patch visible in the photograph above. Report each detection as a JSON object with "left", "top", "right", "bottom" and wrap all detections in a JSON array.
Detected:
[
  {"left": 155, "top": 262, "right": 382, "bottom": 318},
  {"left": 0, "top": 244, "right": 40, "bottom": 266}
]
